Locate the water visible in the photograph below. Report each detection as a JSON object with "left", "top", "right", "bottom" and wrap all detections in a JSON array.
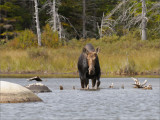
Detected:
[{"left": 0, "top": 78, "right": 160, "bottom": 120}]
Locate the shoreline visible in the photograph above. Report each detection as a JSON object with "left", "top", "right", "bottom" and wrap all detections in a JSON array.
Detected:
[{"left": 0, "top": 72, "right": 159, "bottom": 78}]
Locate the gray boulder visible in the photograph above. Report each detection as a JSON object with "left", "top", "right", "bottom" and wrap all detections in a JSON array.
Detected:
[
  {"left": 0, "top": 81, "right": 42, "bottom": 103},
  {"left": 25, "top": 83, "right": 52, "bottom": 93}
]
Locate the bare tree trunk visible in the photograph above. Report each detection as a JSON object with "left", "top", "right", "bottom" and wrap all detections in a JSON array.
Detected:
[
  {"left": 34, "top": 0, "right": 41, "bottom": 46},
  {"left": 141, "top": 0, "right": 147, "bottom": 40},
  {"left": 93, "top": 8, "right": 97, "bottom": 33},
  {"left": 57, "top": 14, "right": 62, "bottom": 39},
  {"left": 82, "top": 0, "right": 86, "bottom": 39},
  {"left": 53, "top": 0, "right": 56, "bottom": 32},
  {"left": 123, "top": 0, "right": 126, "bottom": 35},
  {"left": 100, "top": 13, "right": 104, "bottom": 38}
]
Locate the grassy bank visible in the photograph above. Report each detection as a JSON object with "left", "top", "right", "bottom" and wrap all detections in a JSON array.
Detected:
[{"left": 0, "top": 36, "right": 160, "bottom": 78}]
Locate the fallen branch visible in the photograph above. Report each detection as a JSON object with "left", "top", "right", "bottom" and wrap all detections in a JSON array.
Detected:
[{"left": 131, "top": 77, "right": 152, "bottom": 90}]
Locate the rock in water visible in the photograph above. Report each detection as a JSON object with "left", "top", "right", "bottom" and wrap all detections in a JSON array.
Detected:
[
  {"left": 59, "top": 85, "right": 63, "bottom": 90},
  {"left": 0, "top": 81, "right": 42, "bottom": 103},
  {"left": 25, "top": 83, "right": 52, "bottom": 93}
]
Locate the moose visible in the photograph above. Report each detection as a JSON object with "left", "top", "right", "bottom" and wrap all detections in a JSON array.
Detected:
[{"left": 78, "top": 43, "right": 101, "bottom": 89}]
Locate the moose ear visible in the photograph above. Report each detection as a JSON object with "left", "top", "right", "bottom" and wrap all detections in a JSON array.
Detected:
[
  {"left": 83, "top": 48, "right": 89, "bottom": 55},
  {"left": 96, "top": 47, "right": 100, "bottom": 54}
]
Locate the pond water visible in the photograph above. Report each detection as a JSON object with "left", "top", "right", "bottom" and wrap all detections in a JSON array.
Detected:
[{"left": 0, "top": 78, "right": 160, "bottom": 120}]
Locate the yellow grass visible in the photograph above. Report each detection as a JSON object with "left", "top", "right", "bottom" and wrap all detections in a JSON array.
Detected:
[{"left": 0, "top": 38, "right": 160, "bottom": 77}]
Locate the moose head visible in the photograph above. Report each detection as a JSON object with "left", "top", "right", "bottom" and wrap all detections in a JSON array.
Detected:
[{"left": 83, "top": 47, "right": 100, "bottom": 75}]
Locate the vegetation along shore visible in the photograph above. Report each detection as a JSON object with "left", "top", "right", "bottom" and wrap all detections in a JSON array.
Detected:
[{"left": 0, "top": 34, "right": 159, "bottom": 78}]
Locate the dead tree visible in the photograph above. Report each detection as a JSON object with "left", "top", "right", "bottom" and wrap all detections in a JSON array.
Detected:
[
  {"left": 52, "top": 0, "right": 56, "bottom": 32},
  {"left": 99, "top": 0, "right": 160, "bottom": 38},
  {"left": 100, "top": 13, "right": 104, "bottom": 38},
  {"left": 57, "top": 14, "right": 62, "bottom": 39},
  {"left": 98, "top": 0, "right": 128, "bottom": 37},
  {"left": 43, "top": 0, "right": 64, "bottom": 39},
  {"left": 141, "top": 0, "right": 147, "bottom": 40},
  {"left": 34, "top": 0, "right": 41, "bottom": 46}
]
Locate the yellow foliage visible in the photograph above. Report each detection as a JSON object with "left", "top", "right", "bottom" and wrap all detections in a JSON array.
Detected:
[
  {"left": 41, "top": 24, "right": 59, "bottom": 48},
  {"left": 7, "top": 29, "right": 37, "bottom": 49}
]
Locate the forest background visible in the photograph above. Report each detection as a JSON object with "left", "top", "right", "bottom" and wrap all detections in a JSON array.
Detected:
[{"left": 0, "top": 0, "right": 160, "bottom": 77}]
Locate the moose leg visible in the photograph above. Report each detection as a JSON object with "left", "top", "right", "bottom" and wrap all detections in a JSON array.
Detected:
[
  {"left": 92, "top": 79, "right": 96, "bottom": 88},
  {"left": 80, "top": 78, "right": 85, "bottom": 88},
  {"left": 96, "top": 80, "right": 101, "bottom": 89},
  {"left": 84, "top": 78, "right": 89, "bottom": 89}
]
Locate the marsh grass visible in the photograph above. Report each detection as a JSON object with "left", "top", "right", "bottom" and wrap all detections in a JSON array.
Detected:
[{"left": 0, "top": 35, "right": 160, "bottom": 77}]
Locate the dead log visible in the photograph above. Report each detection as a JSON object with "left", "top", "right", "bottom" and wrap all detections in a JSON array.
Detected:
[
  {"left": 27, "top": 76, "right": 43, "bottom": 82},
  {"left": 143, "top": 84, "right": 152, "bottom": 90},
  {"left": 131, "top": 77, "right": 152, "bottom": 89}
]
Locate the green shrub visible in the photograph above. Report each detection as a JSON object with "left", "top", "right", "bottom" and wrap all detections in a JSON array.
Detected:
[{"left": 41, "top": 24, "right": 59, "bottom": 48}]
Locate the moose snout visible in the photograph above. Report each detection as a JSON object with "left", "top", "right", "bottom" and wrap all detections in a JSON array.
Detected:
[{"left": 88, "top": 68, "right": 95, "bottom": 75}]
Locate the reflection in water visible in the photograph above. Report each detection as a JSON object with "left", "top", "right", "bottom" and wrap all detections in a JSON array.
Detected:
[{"left": 0, "top": 78, "right": 159, "bottom": 120}]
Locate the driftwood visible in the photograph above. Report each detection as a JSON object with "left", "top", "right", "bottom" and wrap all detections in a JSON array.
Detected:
[
  {"left": 27, "top": 76, "right": 43, "bottom": 82},
  {"left": 143, "top": 84, "right": 152, "bottom": 90},
  {"left": 131, "top": 77, "right": 152, "bottom": 90}
]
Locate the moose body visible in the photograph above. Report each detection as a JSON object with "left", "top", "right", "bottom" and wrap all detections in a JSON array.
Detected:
[{"left": 78, "top": 43, "right": 101, "bottom": 89}]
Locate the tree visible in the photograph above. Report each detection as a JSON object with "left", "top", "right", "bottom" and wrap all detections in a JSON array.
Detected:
[
  {"left": 1, "top": 0, "right": 159, "bottom": 41},
  {"left": 42, "top": 0, "right": 64, "bottom": 39},
  {"left": 34, "top": 0, "right": 41, "bottom": 46},
  {"left": 58, "top": 0, "right": 82, "bottom": 39},
  {"left": 99, "top": 0, "right": 160, "bottom": 39},
  {"left": 57, "top": 0, "right": 118, "bottom": 39},
  {"left": 98, "top": 0, "right": 128, "bottom": 37},
  {"left": 52, "top": 0, "right": 56, "bottom": 32},
  {"left": 0, "top": 0, "right": 33, "bottom": 40},
  {"left": 84, "top": 0, "right": 119, "bottom": 38},
  {"left": 82, "top": 0, "right": 86, "bottom": 39},
  {"left": 141, "top": 0, "right": 147, "bottom": 40}
]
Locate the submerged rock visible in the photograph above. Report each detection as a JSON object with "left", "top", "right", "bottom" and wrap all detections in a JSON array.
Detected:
[
  {"left": 25, "top": 83, "right": 52, "bottom": 93},
  {"left": 0, "top": 81, "right": 42, "bottom": 103}
]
